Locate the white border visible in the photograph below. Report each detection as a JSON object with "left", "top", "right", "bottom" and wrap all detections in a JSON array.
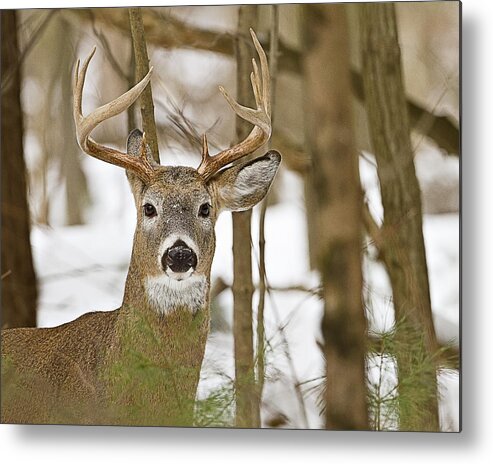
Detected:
[{"left": 3, "top": 1, "right": 492, "bottom": 463}]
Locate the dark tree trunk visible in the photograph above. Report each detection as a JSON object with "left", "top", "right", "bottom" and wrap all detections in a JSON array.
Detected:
[
  {"left": 359, "top": 3, "right": 440, "bottom": 431},
  {"left": 1, "top": 10, "right": 38, "bottom": 328},
  {"left": 232, "top": 5, "right": 260, "bottom": 429},
  {"left": 303, "top": 3, "right": 369, "bottom": 430}
]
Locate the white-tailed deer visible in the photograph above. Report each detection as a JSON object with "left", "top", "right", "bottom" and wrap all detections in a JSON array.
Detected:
[{"left": 1, "top": 29, "right": 280, "bottom": 425}]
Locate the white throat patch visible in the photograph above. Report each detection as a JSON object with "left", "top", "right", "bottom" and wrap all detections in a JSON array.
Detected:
[{"left": 145, "top": 273, "right": 208, "bottom": 316}]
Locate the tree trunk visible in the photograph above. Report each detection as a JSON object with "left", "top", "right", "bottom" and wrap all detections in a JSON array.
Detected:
[
  {"left": 232, "top": 5, "right": 260, "bottom": 429},
  {"left": 24, "top": 13, "right": 89, "bottom": 226},
  {"left": 57, "top": 18, "right": 88, "bottom": 226},
  {"left": 129, "top": 7, "right": 160, "bottom": 163},
  {"left": 303, "top": 3, "right": 369, "bottom": 430},
  {"left": 359, "top": 3, "right": 439, "bottom": 431},
  {"left": 1, "top": 10, "right": 38, "bottom": 328}
]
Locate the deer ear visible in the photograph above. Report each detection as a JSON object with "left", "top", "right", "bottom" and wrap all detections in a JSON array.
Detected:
[
  {"left": 126, "top": 129, "right": 153, "bottom": 195},
  {"left": 210, "top": 150, "right": 281, "bottom": 212},
  {"left": 126, "top": 128, "right": 144, "bottom": 157}
]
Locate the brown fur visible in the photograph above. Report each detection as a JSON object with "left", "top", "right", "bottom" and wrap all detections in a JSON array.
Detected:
[
  {"left": 2, "top": 311, "right": 118, "bottom": 424},
  {"left": 1, "top": 133, "right": 280, "bottom": 425}
]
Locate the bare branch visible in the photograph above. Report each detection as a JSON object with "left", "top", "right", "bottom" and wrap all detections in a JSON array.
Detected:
[
  {"left": 68, "top": 7, "right": 459, "bottom": 156},
  {"left": 1, "top": 10, "right": 58, "bottom": 95}
]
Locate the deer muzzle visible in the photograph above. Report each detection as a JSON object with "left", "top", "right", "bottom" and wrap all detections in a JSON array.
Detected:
[{"left": 162, "top": 240, "right": 197, "bottom": 274}]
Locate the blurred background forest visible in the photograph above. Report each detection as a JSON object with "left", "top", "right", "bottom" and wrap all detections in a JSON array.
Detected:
[{"left": 1, "top": 2, "right": 459, "bottom": 431}]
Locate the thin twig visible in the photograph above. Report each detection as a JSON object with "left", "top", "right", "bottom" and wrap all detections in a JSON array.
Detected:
[
  {"left": 91, "top": 21, "right": 130, "bottom": 81},
  {"left": 211, "top": 281, "right": 322, "bottom": 299},
  {"left": 411, "top": 72, "right": 457, "bottom": 155},
  {"left": 1, "top": 270, "right": 12, "bottom": 280},
  {"left": 264, "top": 276, "right": 310, "bottom": 428},
  {"left": 40, "top": 263, "right": 127, "bottom": 282},
  {"left": 2, "top": 10, "right": 58, "bottom": 95},
  {"left": 256, "top": 3, "right": 279, "bottom": 403},
  {"left": 89, "top": 17, "right": 136, "bottom": 132},
  {"left": 251, "top": 235, "right": 311, "bottom": 428}
]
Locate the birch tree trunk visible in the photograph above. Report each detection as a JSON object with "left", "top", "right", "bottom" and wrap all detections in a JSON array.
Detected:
[
  {"left": 303, "top": 3, "right": 369, "bottom": 430},
  {"left": 232, "top": 4, "right": 260, "bottom": 429},
  {"left": 359, "top": 3, "right": 439, "bottom": 431},
  {"left": 1, "top": 10, "right": 38, "bottom": 328}
]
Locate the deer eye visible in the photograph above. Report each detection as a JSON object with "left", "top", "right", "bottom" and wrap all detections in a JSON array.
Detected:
[
  {"left": 143, "top": 203, "right": 157, "bottom": 217},
  {"left": 198, "top": 203, "right": 211, "bottom": 218}
]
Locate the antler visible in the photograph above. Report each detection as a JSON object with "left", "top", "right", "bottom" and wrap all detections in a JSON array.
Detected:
[
  {"left": 73, "top": 48, "right": 156, "bottom": 183},
  {"left": 197, "top": 29, "right": 272, "bottom": 181}
]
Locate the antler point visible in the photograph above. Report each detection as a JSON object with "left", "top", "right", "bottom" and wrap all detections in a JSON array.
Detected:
[
  {"left": 88, "top": 47, "right": 97, "bottom": 62},
  {"left": 73, "top": 46, "right": 157, "bottom": 183},
  {"left": 201, "top": 133, "right": 210, "bottom": 159}
]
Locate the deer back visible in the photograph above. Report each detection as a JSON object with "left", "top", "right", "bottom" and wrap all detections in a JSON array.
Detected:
[{"left": 1, "top": 310, "right": 118, "bottom": 424}]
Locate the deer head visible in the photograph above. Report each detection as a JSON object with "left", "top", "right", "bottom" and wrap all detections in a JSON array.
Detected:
[{"left": 73, "top": 30, "right": 281, "bottom": 316}]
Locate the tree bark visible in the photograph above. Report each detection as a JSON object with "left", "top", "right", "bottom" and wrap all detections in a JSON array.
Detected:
[
  {"left": 129, "top": 8, "right": 160, "bottom": 163},
  {"left": 56, "top": 18, "right": 88, "bottom": 225},
  {"left": 232, "top": 5, "right": 259, "bottom": 429},
  {"left": 1, "top": 10, "right": 38, "bottom": 328},
  {"left": 303, "top": 3, "right": 369, "bottom": 430},
  {"left": 25, "top": 14, "right": 89, "bottom": 226},
  {"left": 359, "top": 3, "right": 439, "bottom": 431}
]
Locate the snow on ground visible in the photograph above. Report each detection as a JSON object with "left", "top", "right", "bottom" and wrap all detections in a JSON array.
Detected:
[{"left": 31, "top": 146, "right": 459, "bottom": 431}]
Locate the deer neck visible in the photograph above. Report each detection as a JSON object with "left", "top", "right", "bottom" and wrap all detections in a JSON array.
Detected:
[
  {"left": 105, "top": 253, "right": 210, "bottom": 425},
  {"left": 121, "top": 245, "right": 210, "bottom": 318}
]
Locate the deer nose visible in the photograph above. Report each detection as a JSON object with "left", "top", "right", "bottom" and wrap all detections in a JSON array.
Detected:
[{"left": 163, "top": 240, "right": 197, "bottom": 273}]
